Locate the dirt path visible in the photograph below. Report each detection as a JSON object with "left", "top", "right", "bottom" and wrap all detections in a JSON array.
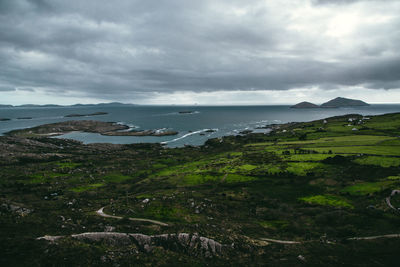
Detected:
[
  {"left": 259, "top": 237, "right": 301, "bottom": 244},
  {"left": 258, "top": 233, "right": 400, "bottom": 245},
  {"left": 96, "top": 207, "right": 169, "bottom": 226},
  {"left": 347, "top": 234, "right": 400, "bottom": 240},
  {"left": 385, "top": 190, "right": 400, "bottom": 212}
]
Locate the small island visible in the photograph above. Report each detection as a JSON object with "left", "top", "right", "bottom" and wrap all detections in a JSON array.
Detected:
[
  {"left": 5, "top": 120, "right": 178, "bottom": 137},
  {"left": 291, "top": 97, "right": 369, "bottom": 109},
  {"left": 16, "top": 117, "right": 33, "bottom": 120},
  {"left": 64, "top": 112, "right": 108, "bottom": 117},
  {"left": 290, "top": 101, "right": 319, "bottom": 109},
  {"left": 320, "top": 97, "right": 369, "bottom": 108}
]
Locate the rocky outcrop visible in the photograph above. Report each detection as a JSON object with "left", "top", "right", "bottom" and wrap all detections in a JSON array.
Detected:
[
  {"left": 38, "top": 232, "right": 224, "bottom": 258},
  {"left": 1, "top": 202, "right": 33, "bottom": 216}
]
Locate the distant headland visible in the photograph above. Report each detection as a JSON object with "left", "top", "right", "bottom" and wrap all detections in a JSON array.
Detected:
[
  {"left": 291, "top": 97, "right": 369, "bottom": 109},
  {"left": 0, "top": 102, "right": 136, "bottom": 108}
]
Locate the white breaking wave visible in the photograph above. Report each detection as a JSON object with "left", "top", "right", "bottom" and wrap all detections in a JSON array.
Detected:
[
  {"left": 116, "top": 122, "right": 139, "bottom": 132},
  {"left": 162, "top": 128, "right": 218, "bottom": 144}
]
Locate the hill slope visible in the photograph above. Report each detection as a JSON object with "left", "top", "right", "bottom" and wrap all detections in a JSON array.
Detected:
[
  {"left": 321, "top": 97, "right": 369, "bottom": 108},
  {"left": 290, "top": 101, "right": 319, "bottom": 108}
]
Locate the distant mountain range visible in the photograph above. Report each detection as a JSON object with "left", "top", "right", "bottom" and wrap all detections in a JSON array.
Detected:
[
  {"left": 291, "top": 97, "right": 369, "bottom": 109},
  {"left": 0, "top": 102, "right": 137, "bottom": 108}
]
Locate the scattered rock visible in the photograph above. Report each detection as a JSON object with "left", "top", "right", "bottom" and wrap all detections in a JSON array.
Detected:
[
  {"left": 298, "top": 255, "right": 306, "bottom": 262},
  {"left": 239, "top": 130, "right": 253, "bottom": 135},
  {"left": 104, "top": 226, "right": 116, "bottom": 232},
  {"left": 1, "top": 202, "right": 33, "bottom": 216}
]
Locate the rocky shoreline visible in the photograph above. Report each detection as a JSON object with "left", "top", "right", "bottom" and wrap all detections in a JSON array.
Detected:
[{"left": 5, "top": 120, "right": 178, "bottom": 137}]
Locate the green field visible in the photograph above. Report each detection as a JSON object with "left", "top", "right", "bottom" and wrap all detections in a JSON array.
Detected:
[
  {"left": 354, "top": 156, "right": 400, "bottom": 167},
  {"left": 299, "top": 194, "right": 354, "bottom": 208},
  {"left": 341, "top": 181, "right": 395, "bottom": 196}
]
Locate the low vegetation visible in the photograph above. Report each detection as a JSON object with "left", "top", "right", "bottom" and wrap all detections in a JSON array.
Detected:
[{"left": 1, "top": 112, "right": 400, "bottom": 266}]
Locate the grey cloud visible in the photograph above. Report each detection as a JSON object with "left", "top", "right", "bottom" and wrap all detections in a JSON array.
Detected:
[
  {"left": 312, "top": 0, "right": 379, "bottom": 5},
  {"left": 16, "top": 87, "right": 35, "bottom": 92},
  {"left": 0, "top": 0, "right": 399, "bottom": 103},
  {"left": 0, "top": 86, "right": 15, "bottom": 92}
]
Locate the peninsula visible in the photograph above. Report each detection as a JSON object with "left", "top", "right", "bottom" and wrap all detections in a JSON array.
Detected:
[{"left": 5, "top": 120, "right": 178, "bottom": 137}]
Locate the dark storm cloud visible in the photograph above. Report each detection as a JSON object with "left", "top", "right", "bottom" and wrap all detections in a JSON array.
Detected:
[{"left": 0, "top": 0, "right": 399, "bottom": 101}]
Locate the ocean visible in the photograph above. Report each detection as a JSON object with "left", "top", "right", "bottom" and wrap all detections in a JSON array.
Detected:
[{"left": 1, "top": 104, "right": 399, "bottom": 147}]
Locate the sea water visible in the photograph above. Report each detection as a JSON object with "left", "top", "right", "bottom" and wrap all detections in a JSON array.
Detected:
[{"left": 0, "top": 105, "right": 399, "bottom": 147}]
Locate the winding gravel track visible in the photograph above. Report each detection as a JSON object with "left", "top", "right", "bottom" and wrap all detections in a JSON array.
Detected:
[
  {"left": 96, "top": 207, "right": 169, "bottom": 226},
  {"left": 385, "top": 190, "right": 400, "bottom": 212},
  {"left": 259, "top": 237, "right": 301, "bottom": 244},
  {"left": 258, "top": 234, "right": 400, "bottom": 245}
]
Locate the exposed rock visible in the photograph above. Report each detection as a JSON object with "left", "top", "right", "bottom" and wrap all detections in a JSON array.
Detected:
[
  {"left": 104, "top": 226, "right": 116, "bottom": 232},
  {"left": 239, "top": 130, "right": 253, "bottom": 134},
  {"left": 37, "top": 232, "right": 224, "bottom": 257},
  {"left": 1, "top": 202, "right": 33, "bottom": 216}
]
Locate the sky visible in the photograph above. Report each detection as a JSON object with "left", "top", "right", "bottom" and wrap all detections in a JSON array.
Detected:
[{"left": 1, "top": 0, "right": 400, "bottom": 105}]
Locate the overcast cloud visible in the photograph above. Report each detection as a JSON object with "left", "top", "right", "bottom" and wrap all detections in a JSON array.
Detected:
[{"left": 0, "top": 0, "right": 399, "bottom": 104}]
